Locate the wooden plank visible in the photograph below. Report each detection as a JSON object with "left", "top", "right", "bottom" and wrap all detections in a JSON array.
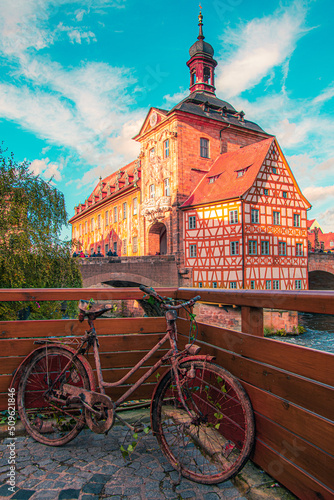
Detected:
[
  {"left": 243, "top": 382, "right": 334, "bottom": 457},
  {"left": 189, "top": 342, "right": 334, "bottom": 421},
  {"left": 176, "top": 288, "right": 334, "bottom": 314},
  {"left": 178, "top": 319, "right": 334, "bottom": 386},
  {"left": 253, "top": 440, "right": 334, "bottom": 500},
  {"left": 241, "top": 306, "right": 264, "bottom": 336},
  {"left": 0, "top": 317, "right": 166, "bottom": 339},
  {"left": 0, "top": 287, "right": 177, "bottom": 302},
  {"left": 0, "top": 333, "right": 167, "bottom": 358},
  {"left": 254, "top": 413, "right": 334, "bottom": 489}
]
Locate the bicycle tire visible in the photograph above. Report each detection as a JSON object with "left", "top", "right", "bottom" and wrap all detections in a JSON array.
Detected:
[
  {"left": 18, "top": 346, "right": 90, "bottom": 446},
  {"left": 151, "top": 360, "right": 254, "bottom": 484}
]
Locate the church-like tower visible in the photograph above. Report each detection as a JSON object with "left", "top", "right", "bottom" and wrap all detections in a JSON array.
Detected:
[{"left": 186, "top": 9, "right": 217, "bottom": 94}]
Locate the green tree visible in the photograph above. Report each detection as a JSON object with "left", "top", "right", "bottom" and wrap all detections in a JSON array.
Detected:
[{"left": 0, "top": 145, "right": 82, "bottom": 320}]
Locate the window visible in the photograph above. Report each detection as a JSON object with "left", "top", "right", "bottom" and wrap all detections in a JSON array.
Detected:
[
  {"left": 198, "top": 282, "right": 203, "bottom": 288},
  {"left": 230, "top": 282, "right": 237, "bottom": 289},
  {"left": 133, "top": 236, "right": 138, "bottom": 253},
  {"left": 200, "top": 138, "right": 209, "bottom": 158},
  {"left": 273, "top": 211, "right": 280, "bottom": 225},
  {"left": 282, "top": 191, "right": 287, "bottom": 198},
  {"left": 150, "top": 147, "right": 155, "bottom": 159},
  {"left": 230, "top": 241, "right": 239, "bottom": 255},
  {"left": 164, "top": 139, "right": 170, "bottom": 158},
  {"left": 212, "top": 282, "right": 217, "bottom": 288},
  {"left": 73, "top": 227, "right": 76, "bottom": 239},
  {"left": 85, "top": 221, "right": 88, "bottom": 234},
  {"left": 105, "top": 244, "right": 108, "bottom": 255},
  {"left": 164, "top": 178, "right": 170, "bottom": 197},
  {"left": 79, "top": 224, "right": 82, "bottom": 236},
  {"left": 149, "top": 184, "right": 155, "bottom": 199},
  {"left": 204, "top": 66, "right": 210, "bottom": 83},
  {"left": 294, "top": 213, "right": 300, "bottom": 227},
  {"left": 264, "top": 188, "right": 269, "bottom": 196},
  {"left": 266, "top": 280, "right": 271, "bottom": 290},
  {"left": 237, "top": 169, "right": 246, "bottom": 178},
  {"left": 273, "top": 280, "right": 280, "bottom": 290},
  {"left": 133, "top": 197, "right": 138, "bottom": 215},
  {"left": 189, "top": 244, "right": 197, "bottom": 257},
  {"left": 91, "top": 218, "right": 94, "bottom": 231},
  {"left": 229, "top": 210, "right": 238, "bottom": 224},
  {"left": 279, "top": 241, "right": 286, "bottom": 256},
  {"left": 189, "top": 216, "right": 196, "bottom": 229},
  {"left": 98, "top": 214, "right": 101, "bottom": 229},
  {"left": 191, "top": 70, "right": 196, "bottom": 85},
  {"left": 272, "top": 166, "right": 277, "bottom": 174},
  {"left": 251, "top": 209, "right": 259, "bottom": 224},
  {"left": 261, "top": 241, "right": 270, "bottom": 255},
  {"left": 296, "top": 243, "right": 303, "bottom": 256},
  {"left": 122, "top": 239, "right": 127, "bottom": 255},
  {"left": 105, "top": 211, "right": 109, "bottom": 226},
  {"left": 97, "top": 246, "right": 101, "bottom": 254},
  {"left": 113, "top": 242, "right": 117, "bottom": 253},
  {"left": 249, "top": 240, "right": 257, "bottom": 255},
  {"left": 250, "top": 281, "right": 255, "bottom": 289},
  {"left": 295, "top": 280, "right": 302, "bottom": 290},
  {"left": 123, "top": 202, "right": 127, "bottom": 219},
  {"left": 90, "top": 247, "right": 94, "bottom": 256},
  {"left": 114, "top": 206, "right": 118, "bottom": 222}
]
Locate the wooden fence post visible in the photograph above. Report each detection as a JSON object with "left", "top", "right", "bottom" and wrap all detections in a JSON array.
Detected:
[{"left": 241, "top": 306, "right": 264, "bottom": 336}]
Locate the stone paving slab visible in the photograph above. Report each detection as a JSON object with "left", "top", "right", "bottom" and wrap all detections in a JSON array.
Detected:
[{"left": 0, "top": 425, "right": 247, "bottom": 500}]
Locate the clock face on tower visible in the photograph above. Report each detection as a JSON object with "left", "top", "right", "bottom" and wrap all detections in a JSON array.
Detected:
[{"left": 150, "top": 112, "right": 157, "bottom": 127}]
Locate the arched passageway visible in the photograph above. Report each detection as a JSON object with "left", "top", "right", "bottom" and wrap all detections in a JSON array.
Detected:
[
  {"left": 308, "top": 270, "right": 334, "bottom": 290},
  {"left": 148, "top": 222, "right": 167, "bottom": 255}
]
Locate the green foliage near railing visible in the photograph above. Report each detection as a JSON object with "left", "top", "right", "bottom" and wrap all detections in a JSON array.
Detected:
[{"left": 0, "top": 144, "right": 82, "bottom": 320}]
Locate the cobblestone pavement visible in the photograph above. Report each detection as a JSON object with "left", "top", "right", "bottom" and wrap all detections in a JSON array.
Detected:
[{"left": 0, "top": 424, "right": 247, "bottom": 500}]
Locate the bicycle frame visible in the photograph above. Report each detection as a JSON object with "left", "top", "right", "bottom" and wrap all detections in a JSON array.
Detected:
[{"left": 85, "top": 310, "right": 182, "bottom": 409}]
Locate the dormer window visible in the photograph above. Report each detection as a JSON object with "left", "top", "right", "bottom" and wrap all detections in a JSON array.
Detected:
[
  {"left": 236, "top": 167, "right": 249, "bottom": 178},
  {"left": 208, "top": 174, "right": 220, "bottom": 184}
]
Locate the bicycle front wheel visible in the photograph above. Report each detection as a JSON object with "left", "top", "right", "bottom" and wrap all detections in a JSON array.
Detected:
[
  {"left": 18, "top": 347, "right": 91, "bottom": 446},
  {"left": 151, "top": 360, "right": 254, "bottom": 484}
]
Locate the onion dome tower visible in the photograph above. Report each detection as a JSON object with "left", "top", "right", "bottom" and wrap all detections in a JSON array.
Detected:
[{"left": 187, "top": 8, "right": 218, "bottom": 95}]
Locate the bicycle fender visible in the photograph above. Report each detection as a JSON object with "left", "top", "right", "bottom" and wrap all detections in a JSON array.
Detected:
[{"left": 9, "top": 344, "right": 96, "bottom": 394}]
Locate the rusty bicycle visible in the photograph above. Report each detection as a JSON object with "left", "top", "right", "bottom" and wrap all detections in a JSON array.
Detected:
[{"left": 15, "top": 285, "right": 254, "bottom": 484}]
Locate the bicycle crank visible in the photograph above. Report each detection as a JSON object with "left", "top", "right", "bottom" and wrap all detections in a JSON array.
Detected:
[{"left": 62, "top": 384, "right": 114, "bottom": 434}]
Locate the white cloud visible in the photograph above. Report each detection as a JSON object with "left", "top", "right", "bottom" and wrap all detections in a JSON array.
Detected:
[
  {"left": 317, "top": 208, "right": 334, "bottom": 233},
  {"left": 29, "top": 157, "right": 63, "bottom": 181},
  {"left": 215, "top": 1, "right": 310, "bottom": 98},
  {"left": 162, "top": 88, "right": 188, "bottom": 107},
  {"left": 303, "top": 185, "right": 334, "bottom": 203}
]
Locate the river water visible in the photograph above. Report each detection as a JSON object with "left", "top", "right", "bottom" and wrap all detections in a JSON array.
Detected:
[{"left": 272, "top": 313, "right": 334, "bottom": 353}]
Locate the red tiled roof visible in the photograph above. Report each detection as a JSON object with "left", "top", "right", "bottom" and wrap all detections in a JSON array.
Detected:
[
  {"left": 91, "top": 160, "right": 137, "bottom": 197},
  {"left": 181, "top": 138, "right": 274, "bottom": 207},
  {"left": 308, "top": 231, "right": 334, "bottom": 251},
  {"left": 307, "top": 219, "right": 316, "bottom": 228}
]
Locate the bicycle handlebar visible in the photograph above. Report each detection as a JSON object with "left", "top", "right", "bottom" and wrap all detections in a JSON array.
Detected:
[{"left": 139, "top": 284, "right": 201, "bottom": 309}]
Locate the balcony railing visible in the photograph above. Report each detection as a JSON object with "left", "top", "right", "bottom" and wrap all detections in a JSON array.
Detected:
[{"left": 0, "top": 287, "right": 333, "bottom": 499}]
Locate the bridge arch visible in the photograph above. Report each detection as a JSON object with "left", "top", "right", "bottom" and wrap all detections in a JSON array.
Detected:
[
  {"left": 308, "top": 270, "right": 334, "bottom": 290},
  {"left": 82, "top": 271, "right": 164, "bottom": 289}
]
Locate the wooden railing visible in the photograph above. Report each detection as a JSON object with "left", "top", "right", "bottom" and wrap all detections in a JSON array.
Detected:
[{"left": 0, "top": 287, "right": 333, "bottom": 500}]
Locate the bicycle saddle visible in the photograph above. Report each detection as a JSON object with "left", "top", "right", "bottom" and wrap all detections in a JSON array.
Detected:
[{"left": 78, "top": 300, "right": 113, "bottom": 320}]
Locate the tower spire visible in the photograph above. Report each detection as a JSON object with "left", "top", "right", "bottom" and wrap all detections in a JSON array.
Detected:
[
  {"left": 198, "top": 6, "right": 204, "bottom": 40},
  {"left": 187, "top": 9, "right": 217, "bottom": 95}
]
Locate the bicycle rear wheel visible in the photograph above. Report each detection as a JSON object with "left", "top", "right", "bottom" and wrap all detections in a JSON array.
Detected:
[
  {"left": 151, "top": 360, "right": 254, "bottom": 484},
  {"left": 18, "top": 346, "right": 90, "bottom": 446}
]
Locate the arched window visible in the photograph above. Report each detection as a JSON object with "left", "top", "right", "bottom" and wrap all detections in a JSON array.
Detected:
[{"left": 204, "top": 67, "right": 210, "bottom": 84}]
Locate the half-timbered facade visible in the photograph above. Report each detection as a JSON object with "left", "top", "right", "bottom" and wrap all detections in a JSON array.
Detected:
[
  {"left": 69, "top": 10, "right": 311, "bottom": 290},
  {"left": 182, "top": 138, "right": 311, "bottom": 290}
]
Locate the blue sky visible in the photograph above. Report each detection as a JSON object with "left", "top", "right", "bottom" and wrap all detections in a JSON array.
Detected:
[{"left": 0, "top": 0, "right": 333, "bottom": 240}]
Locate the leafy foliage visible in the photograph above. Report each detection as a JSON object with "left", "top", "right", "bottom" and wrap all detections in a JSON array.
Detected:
[{"left": 0, "top": 145, "right": 82, "bottom": 320}]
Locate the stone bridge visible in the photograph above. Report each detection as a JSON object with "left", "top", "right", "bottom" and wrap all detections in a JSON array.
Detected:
[
  {"left": 78, "top": 253, "right": 334, "bottom": 290},
  {"left": 308, "top": 252, "right": 334, "bottom": 289},
  {"left": 79, "top": 255, "right": 182, "bottom": 288}
]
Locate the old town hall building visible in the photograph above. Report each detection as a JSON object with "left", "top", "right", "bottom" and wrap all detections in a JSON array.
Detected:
[{"left": 69, "top": 12, "right": 311, "bottom": 291}]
